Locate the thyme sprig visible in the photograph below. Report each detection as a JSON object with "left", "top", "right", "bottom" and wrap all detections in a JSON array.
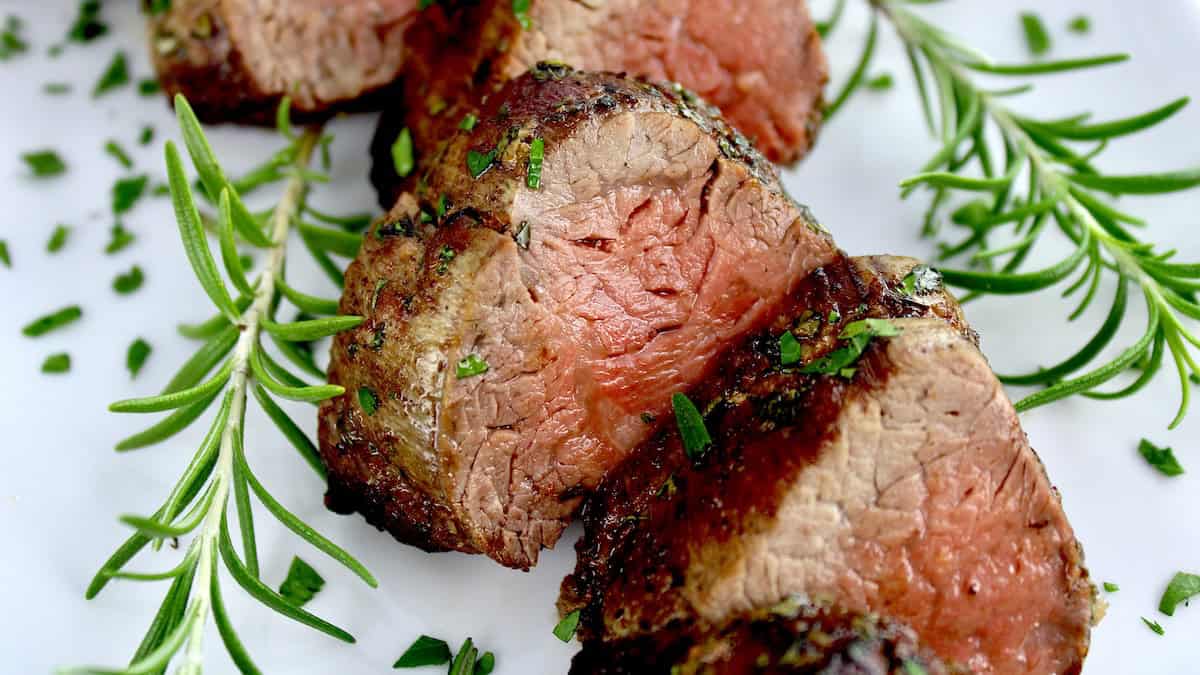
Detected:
[
  {"left": 72, "top": 96, "right": 373, "bottom": 674},
  {"left": 833, "top": 0, "right": 1200, "bottom": 427}
]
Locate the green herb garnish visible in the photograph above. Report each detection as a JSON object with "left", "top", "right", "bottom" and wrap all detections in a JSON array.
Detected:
[
  {"left": 1020, "top": 12, "right": 1051, "bottom": 56},
  {"left": 104, "top": 222, "right": 135, "bottom": 254},
  {"left": 466, "top": 148, "right": 496, "bottom": 179},
  {"left": 903, "top": 662, "right": 929, "bottom": 675},
  {"left": 391, "top": 127, "right": 414, "bottom": 177},
  {"left": 672, "top": 392, "right": 712, "bottom": 460},
  {"left": 436, "top": 244, "right": 456, "bottom": 274},
  {"left": 526, "top": 137, "right": 544, "bottom": 189},
  {"left": 47, "top": 225, "right": 70, "bottom": 253},
  {"left": 278, "top": 557, "right": 325, "bottom": 608},
  {"left": 393, "top": 635, "right": 452, "bottom": 668},
  {"left": 43, "top": 82, "right": 71, "bottom": 95},
  {"left": 358, "top": 386, "right": 379, "bottom": 416},
  {"left": 867, "top": 73, "right": 894, "bottom": 91},
  {"left": 800, "top": 319, "right": 900, "bottom": 377},
  {"left": 22, "top": 305, "right": 82, "bottom": 337},
  {"left": 1159, "top": 572, "right": 1200, "bottom": 616},
  {"left": 93, "top": 50, "right": 129, "bottom": 97},
  {"left": 1138, "top": 439, "right": 1184, "bottom": 477},
  {"left": 67, "top": 0, "right": 107, "bottom": 43},
  {"left": 1143, "top": 617, "right": 1165, "bottom": 635},
  {"left": 112, "top": 175, "right": 149, "bottom": 214},
  {"left": 0, "top": 15, "right": 28, "bottom": 60},
  {"left": 1068, "top": 15, "right": 1091, "bottom": 35},
  {"left": 459, "top": 113, "right": 478, "bottom": 131},
  {"left": 137, "top": 78, "right": 160, "bottom": 96},
  {"left": 456, "top": 354, "right": 489, "bottom": 379},
  {"left": 113, "top": 265, "right": 145, "bottom": 295},
  {"left": 105, "top": 139, "right": 133, "bottom": 169},
  {"left": 779, "top": 330, "right": 802, "bottom": 366},
  {"left": 126, "top": 338, "right": 152, "bottom": 377},
  {"left": 553, "top": 609, "right": 581, "bottom": 642},
  {"left": 42, "top": 353, "right": 71, "bottom": 374},
  {"left": 476, "top": 652, "right": 495, "bottom": 675},
  {"left": 1102, "top": 581, "right": 1119, "bottom": 593},
  {"left": 448, "top": 638, "right": 480, "bottom": 675},
  {"left": 0, "top": 240, "right": 10, "bottom": 268},
  {"left": 512, "top": 0, "right": 531, "bottom": 29},
  {"left": 22, "top": 150, "right": 66, "bottom": 177},
  {"left": 139, "top": 125, "right": 155, "bottom": 146}
]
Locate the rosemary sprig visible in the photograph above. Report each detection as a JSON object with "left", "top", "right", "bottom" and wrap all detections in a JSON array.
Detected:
[
  {"left": 835, "top": 0, "right": 1200, "bottom": 428},
  {"left": 72, "top": 96, "right": 374, "bottom": 674}
]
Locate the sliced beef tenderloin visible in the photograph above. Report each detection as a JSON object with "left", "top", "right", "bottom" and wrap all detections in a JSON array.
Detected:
[
  {"left": 147, "top": 0, "right": 417, "bottom": 124},
  {"left": 560, "top": 254, "right": 1096, "bottom": 674},
  {"left": 318, "top": 68, "right": 839, "bottom": 569},
  {"left": 371, "top": 0, "right": 828, "bottom": 207},
  {"left": 570, "top": 599, "right": 958, "bottom": 675}
]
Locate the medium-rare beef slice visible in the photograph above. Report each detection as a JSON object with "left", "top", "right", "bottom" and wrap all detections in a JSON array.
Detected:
[
  {"left": 560, "top": 255, "right": 1095, "bottom": 674},
  {"left": 147, "top": 0, "right": 417, "bottom": 124},
  {"left": 570, "top": 598, "right": 958, "bottom": 675},
  {"left": 318, "top": 68, "right": 838, "bottom": 569},
  {"left": 371, "top": 0, "right": 828, "bottom": 207}
]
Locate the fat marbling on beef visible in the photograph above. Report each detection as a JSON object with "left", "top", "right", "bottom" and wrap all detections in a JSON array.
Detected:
[
  {"left": 318, "top": 66, "right": 838, "bottom": 569},
  {"left": 371, "top": 0, "right": 828, "bottom": 206},
  {"left": 147, "top": 0, "right": 417, "bottom": 124},
  {"left": 560, "top": 254, "right": 1097, "bottom": 674}
]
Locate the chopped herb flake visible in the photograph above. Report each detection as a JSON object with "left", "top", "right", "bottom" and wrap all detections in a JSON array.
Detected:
[
  {"left": 113, "top": 265, "right": 145, "bottom": 294},
  {"left": 1159, "top": 572, "right": 1200, "bottom": 616},
  {"left": 139, "top": 125, "right": 155, "bottom": 146},
  {"left": 476, "top": 652, "right": 495, "bottom": 675},
  {"left": 105, "top": 223, "right": 135, "bottom": 254},
  {"left": 0, "top": 15, "right": 28, "bottom": 60},
  {"left": 278, "top": 556, "right": 324, "bottom": 607},
  {"left": 466, "top": 148, "right": 497, "bottom": 178},
  {"left": 672, "top": 392, "right": 712, "bottom": 460},
  {"left": 22, "top": 305, "right": 83, "bottom": 337},
  {"left": 1020, "top": 12, "right": 1051, "bottom": 57},
  {"left": 828, "top": 309, "right": 841, "bottom": 323},
  {"left": 459, "top": 113, "right": 478, "bottom": 131},
  {"left": 436, "top": 244, "right": 456, "bottom": 274},
  {"left": 456, "top": 354, "right": 489, "bottom": 379},
  {"left": 1138, "top": 439, "right": 1184, "bottom": 477},
  {"left": 126, "top": 338, "right": 152, "bottom": 378},
  {"left": 393, "top": 635, "right": 452, "bottom": 668},
  {"left": 779, "top": 331, "right": 802, "bottom": 366},
  {"left": 137, "top": 78, "right": 160, "bottom": 96},
  {"left": 527, "top": 137, "right": 544, "bottom": 189},
  {"left": 553, "top": 609, "right": 581, "bottom": 642},
  {"left": 903, "top": 662, "right": 929, "bottom": 675},
  {"left": 448, "top": 638, "right": 477, "bottom": 675},
  {"left": 358, "top": 387, "right": 379, "bottom": 416},
  {"left": 867, "top": 73, "right": 894, "bottom": 91},
  {"left": 104, "top": 140, "right": 133, "bottom": 169},
  {"left": 41, "top": 353, "right": 71, "bottom": 374},
  {"left": 512, "top": 0, "right": 532, "bottom": 29},
  {"left": 1102, "top": 581, "right": 1119, "bottom": 593},
  {"left": 1142, "top": 617, "right": 1164, "bottom": 635},
  {"left": 93, "top": 51, "right": 129, "bottom": 97},
  {"left": 22, "top": 150, "right": 66, "bottom": 178},
  {"left": 1068, "top": 15, "right": 1091, "bottom": 35},
  {"left": 800, "top": 318, "right": 901, "bottom": 377},
  {"left": 112, "top": 175, "right": 149, "bottom": 214},
  {"left": 47, "top": 225, "right": 71, "bottom": 253},
  {"left": 68, "top": 0, "right": 108, "bottom": 43},
  {"left": 44, "top": 82, "right": 71, "bottom": 95},
  {"left": 391, "top": 127, "right": 414, "bottom": 178},
  {"left": 0, "top": 240, "right": 9, "bottom": 268}
]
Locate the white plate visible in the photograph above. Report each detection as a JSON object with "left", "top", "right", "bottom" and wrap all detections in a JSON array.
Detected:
[{"left": 1, "top": 1, "right": 1197, "bottom": 672}]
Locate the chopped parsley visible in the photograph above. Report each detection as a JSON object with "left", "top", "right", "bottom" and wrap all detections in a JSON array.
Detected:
[
  {"left": 458, "top": 113, "right": 478, "bottom": 131},
  {"left": 800, "top": 318, "right": 901, "bottom": 378},
  {"left": 391, "top": 127, "right": 414, "bottom": 178},
  {"left": 358, "top": 386, "right": 379, "bottom": 416},
  {"left": 1068, "top": 15, "right": 1091, "bottom": 35},
  {"left": 828, "top": 308, "right": 841, "bottom": 323},
  {"left": 901, "top": 264, "right": 943, "bottom": 296},
  {"left": 41, "top": 353, "right": 71, "bottom": 374},
  {"left": 67, "top": 0, "right": 108, "bottom": 43},
  {"left": 526, "top": 137, "right": 544, "bottom": 189},
  {"left": 1, "top": 16, "right": 29, "bottom": 60},
  {"left": 22, "top": 305, "right": 83, "bottom": 337},
  {"left": 278, "top": 557, "right": 324, "bottom": 608},
  {"left": 1142, "top": 617, "right": 1164, "bottom": 636},
  {"left": 139, "top": 125, "right": 155, "bottom": 146},
  {"left": 137, "top": 78, "right": 160, "bottom": 96},
  {"left": 466, "top": 148, "right": 497, "bottom": 179},
  {"left": 47, "top": 225, "right": 70, "bottom": 253},
  {"left": 456, "top": 354, "right": 489, "bottom": 379},
  {"left": 446, "top": 638, "right": 488, "bottom": 675},
  {"left": 105, "top": 222, "right": 135, "bottom": 254},
  {"left": 113, "top": 265, "right": 144, "bottom": 294},
  {"left": 476, "top": 652, "right": 495, "bottom": 675},
  {"left": 1102, "top": 581, "right": 1119, "bottom": 593},
  {"left": 902, "top": 662, "right": 928, "bottom": 675},
  {"left": 22, "top": 150, "right": 66, "bottom": 178},
  {"left": 0, "top": 240, "right": 9, "bottom": 268},
  {"left": 43, "top": 82, "right": 71, "bottom": 95},
  {"left": 672, "top": 392, "right": 712, "bottom": 460},
  {"left": 779, "top": 330, "right": 802, "bottom": 366},
  {"left": 1159, "top": 572, "right": 1200, "bottom": 616},
  {"left": 393, "top": 635, "right": 452, "bottom": 668},
  {"left": 436, "top": 244, "right": 456, "bottom": 274},
  {"left": 553, "top": 609, "right": 581, "bottom": 642},
  {"left": 93, "top": 50, "right": 129, "bottom": 97},
  {"left": 512, "top": 0, "right": 532, "bottom": 29},
  {"left": 867, "top": 73, "right": 894, "bottom": 91},
  {"left": 104, "top": 140, "right": 133, "bottom": 169},
  {"left": 1020, "top": 12, "right": 1051, "bottom": 57},
  {"left": 112, "top": 175, "right": 149, "bottom": 214},
  {"left": 1138, "top": 439, "right": 1184, "bottom": 477},
  {"left": 126, "top": 338, "right": 152, "bottom": 378}
]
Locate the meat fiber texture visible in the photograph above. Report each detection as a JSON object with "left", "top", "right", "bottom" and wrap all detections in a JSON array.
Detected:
[
  {"left": 371, "top": 0, "right": 828, "bottom": 207},
  {"left": 147, "top": 0, "right": 417, "bottom": 124},
  {"left": 560, "top": 254, "right": 1097, "bottom": 675},
  {"left": 570, "top": 597, "right": 959, "bottom": 675},
  {"left": 318, "top": 67, "right": 838, "bottom": 569}
]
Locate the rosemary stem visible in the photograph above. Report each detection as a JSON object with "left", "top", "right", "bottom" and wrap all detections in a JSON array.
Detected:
[{"left": 175, "top": 127, "right": 321, "bottom": 671}]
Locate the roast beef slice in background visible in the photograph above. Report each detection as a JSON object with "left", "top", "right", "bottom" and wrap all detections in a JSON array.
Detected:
[
  {"left": 560, "top": 254, "right": 1097, "bottom": 675},
  {"left": 318, "top": 67, "right": 839, "bottom": 570},
  {"left": 371, "top": 0, "right": 828, "bottom": 207},
  {"left": 569, "top": 598, "right": 960, "bottom": 675},
  {"left": 147, "top": 0, "right": 417, "bottom": 124}
]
